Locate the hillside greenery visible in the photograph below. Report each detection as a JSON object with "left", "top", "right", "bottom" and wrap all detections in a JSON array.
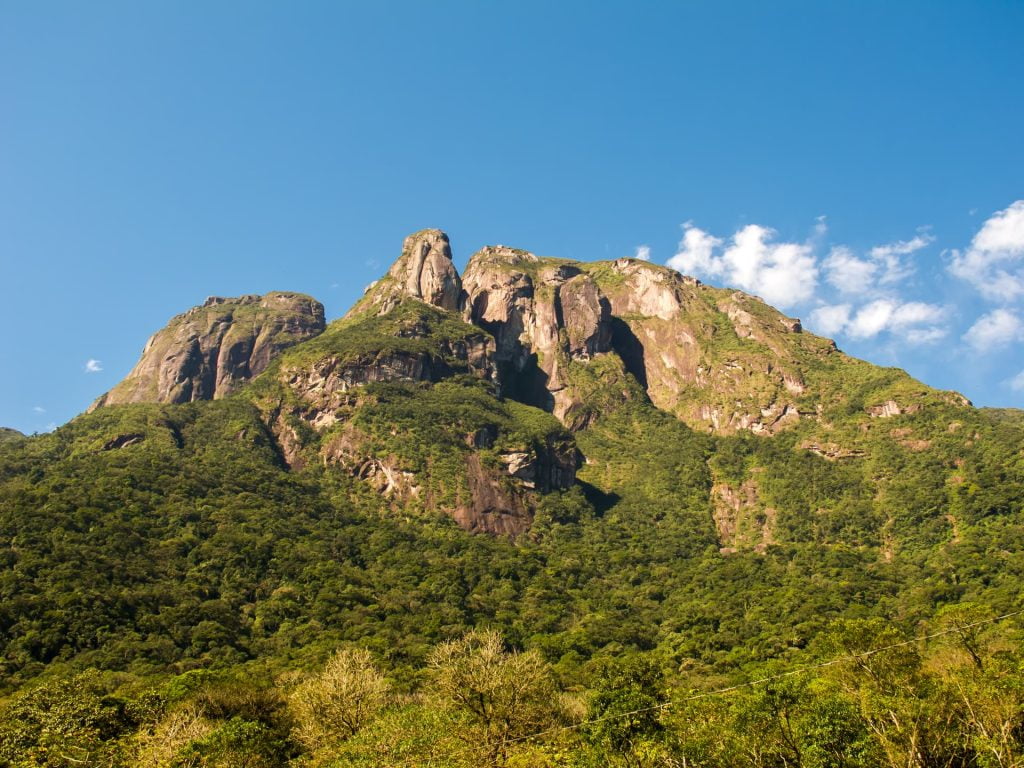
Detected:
[{"left": 1, "top": 292, "right": 1023, "bottom": 765}]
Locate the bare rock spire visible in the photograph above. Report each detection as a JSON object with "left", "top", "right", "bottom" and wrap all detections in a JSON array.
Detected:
[{"left": 353, "top": 229, "right": 463, "bottom": 317}]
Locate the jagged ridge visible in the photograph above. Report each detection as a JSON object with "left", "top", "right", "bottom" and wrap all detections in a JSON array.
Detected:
[{"left": 86, "top": 228, "right": 978, "bottom": 540}]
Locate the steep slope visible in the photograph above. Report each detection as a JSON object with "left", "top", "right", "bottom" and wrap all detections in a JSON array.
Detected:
[
  {"left": 461, "top": 246, "right": 621, "bottom": 428},
  {"left": 587, "top": 257, "right": 971, "bottom": 437},
  {"left": 1, "top": 225, "right": 1023, "bottom": 748},
  {"left": 346, "top": 228, "right": 462, "bottom": 318},
  {"left": 91, "top": 292, "right": 326, "bottom": 409},
  {"left": 241, "top": 237, "right": 578, "bottom": 536},
  {"left": 461, "top": 247, "right": 970, "bottom": 438}
]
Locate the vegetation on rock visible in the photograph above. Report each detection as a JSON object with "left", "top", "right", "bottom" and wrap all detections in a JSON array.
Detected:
[{"left": 1, "top": 229, "right": 1022, "bottom": 765}]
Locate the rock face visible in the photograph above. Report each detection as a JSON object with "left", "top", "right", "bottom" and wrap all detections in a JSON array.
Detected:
[
  {"left": 92, "top": 292, "right": 325, "bottom": 409},
  {"left": 350, "top": 229, "right": 462, "bottom": 317},
  {"left": 83, "top": 227, "right": 973, "bottom": 538},
  {"left": 316, "top": 425, "right": 577, "bottom": 538},
  {"left": 276, "top": 331, "right": 495, "bottom": 436},
  {"left": 462, "top": 246, "right": 613, "bottom": 425},
  {"left": 460, "top": 248, "right": 823, "bottom": 434},
  {"left": 460, "top": 435, "right": 578, "bottom": 537},
  {"left": 711, "top": 475, "right": 777, "bottom": 554},
  {"left": 591, "top": 258, "right": 819, "bottom": 434}
]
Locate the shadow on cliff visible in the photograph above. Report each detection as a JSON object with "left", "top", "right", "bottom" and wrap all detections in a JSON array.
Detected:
[
  {"left": 609, "top": 317, "right": 648, "bottom": 390},
  {"left": 578, "top": 480, "right": 620, "bottom": 518},
  {"left": 496, "top": 355, "right": 556, "bottom": 413}
]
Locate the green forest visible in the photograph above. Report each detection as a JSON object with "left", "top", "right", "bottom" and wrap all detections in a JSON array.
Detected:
[
  {"left": 2, "top": 271, "right": 1024, "bottom": 765},
  {"left": 1, "top": 383, "right": 1022, "bottom": 765}
]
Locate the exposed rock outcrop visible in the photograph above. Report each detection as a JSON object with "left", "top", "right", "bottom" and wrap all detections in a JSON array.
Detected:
[
  {"left": 92, "top": 292, "right": 325, "bottom": 409},
  {"left": 350, "top": 229, "right": 462, "bottom": 316},
  {"left": 594, "top": 258, "right": 817, "bottom": 434},
  {"left": 101, "top": 433, "right": 145, "bottom": 451},
  {"left": 278, "top": 334, "right": 494, "bottom": 433},
  {"left": 868, "top": 400, "right": 904, "bottom": 418},
  {"left": 497, "top": 435, "right": 578, "bottom": 494},
  {"left": 318, "top": 421, "right": 577, "bottom": 538},
  {"left": 265, "top": 304, "right": 496, "bottom": 439},
  {"left": 462, "top": 246, "right": 613, "bottom": 424},
  {"left": 711, "top": 475, "right": 777, "bottom": 554},
  {"left": 453, "top": 435, "right": 578, "bottom": 536}
]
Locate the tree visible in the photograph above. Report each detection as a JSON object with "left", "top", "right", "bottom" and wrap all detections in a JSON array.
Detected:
[
  {"left": 428, "top": 629, "right": 559, "bottom": 766},
  {"left": 290, "top": 647, "right": 391, "bottom": 751},
  {"left": 586, "top": 655, "right": 667, "bottom": 764}
]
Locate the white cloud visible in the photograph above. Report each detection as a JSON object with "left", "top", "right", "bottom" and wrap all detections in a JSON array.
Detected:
[
  {"left": 666, "top": 216, "right": 947, "bottom": 345},
  {"left": 32, "top": 406, "right": 45, "bottom": 413},
  {"left": 824, "top": 233, "right": 932, "bottom": 294},
  {"left": 962, "top": 308, "right": 1024, "bottom": 351},
  {"left": 668, "top": 222, "right": 817, "bottom": 308},
  {"left": 1010, "top": 370, "right": 1024, "bottom": 391},
  {"left": 808, "top": 298, "right": 947, "bottom": 343},
  {"left": 869, "top": 233, "right": 932, "bottom": 285},
  {"left": 808, "top": 303, "right": 852, "bottom": 336},
  {"left": 890, "top": 301, "right": 947, "bottom": 328},
  {"left": 634, "top": 245, "right": 651, "bottom": 261},
  {"left": 949, "top": 200, "right": 1024, "bottom": 301},
  {"left": 823, "top": 247, "right": 877, "bottom": 294},
  {"left": 848, "top": 299, "right": 898, "bottom": 339},
  {"left": 668, "top": 224, "right": 722, "bottom": 276},
  {"left": 904, "top": 327, "right": 949, "bottom": 344},
  {"left": 85, "top": 359, "right": 103, "bottom": 373}
]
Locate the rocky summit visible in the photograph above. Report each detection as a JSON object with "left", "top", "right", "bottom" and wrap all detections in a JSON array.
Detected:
[
  {"left": 90, "top": 292, "right": 325, "bottom": 409},
  {"left": 1, "top": 228, "right": 1022, "bottom": 766},
  {"left": 79, "top": 228, "right": 978, "bottom": 540}
]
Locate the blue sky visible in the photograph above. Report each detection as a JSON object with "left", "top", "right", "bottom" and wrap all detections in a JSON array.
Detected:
[{"left": 2, "top": 1, "right": 1023, "bottom": 434}]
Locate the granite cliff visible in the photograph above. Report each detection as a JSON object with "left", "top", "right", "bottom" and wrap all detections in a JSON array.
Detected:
[
  {"left": 91, "top": 292, "right": 325, "bottom": 409},
  {"left": 88, "top": 228, "right": 973, "bottom": 538}
]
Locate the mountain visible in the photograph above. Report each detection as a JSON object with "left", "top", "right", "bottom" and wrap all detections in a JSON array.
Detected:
[
  {"left": 90, "top": 292, "right": 325, "bottom": 409},
  {"left": 1, "top": 229, "right": 1022, "bottom": 766}
]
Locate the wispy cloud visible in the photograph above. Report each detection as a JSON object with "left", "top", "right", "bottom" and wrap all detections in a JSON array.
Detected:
[
  {"left": 84, "top": 359, "right": 103, "bottom": 373},
  {"left": 668, "top": 222, "right": 818, "bottom": 308},
  {"left": 32, "top": 406, "right": 45, "bottom": 413},
  {"left": 824, "top": 233, "right": 932, "bottom": 295},
  {"left": 962, "top": 308, "right": 1024, "bottom": 351},
  {"left": 810, "top": 299, "right": 948, "bottom": 343},
  {"left": 666, "top": 216, "right": 945, "bottom": 343},
  {"left": 949, "top": 200, "right": 1024, "bottom": 302},
  {"left": 823, "top": 247, "right": 878, "bottom": 295},
  {"left": 633, "top": 245, "right": 651, "bottom": 261},
  {"left": 807, "top": 303, "right": 852, "bottom": 336},
  {"left": 869, "top": 233, "right": 932, "bottom": 285},
  {"left": 1009, "top": 370, "right": 1024, "bottom": 392}
]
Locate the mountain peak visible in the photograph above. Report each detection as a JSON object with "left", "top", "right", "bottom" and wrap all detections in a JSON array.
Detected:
[
  {"left": 469, "top": 245, "right": 541, "bottom": 269},
  {"left": 91, "top": 292, "right": 325, "bottom": 409},
  {"left": 350, "top": 229, "right": 463, "bottom": 317}
]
